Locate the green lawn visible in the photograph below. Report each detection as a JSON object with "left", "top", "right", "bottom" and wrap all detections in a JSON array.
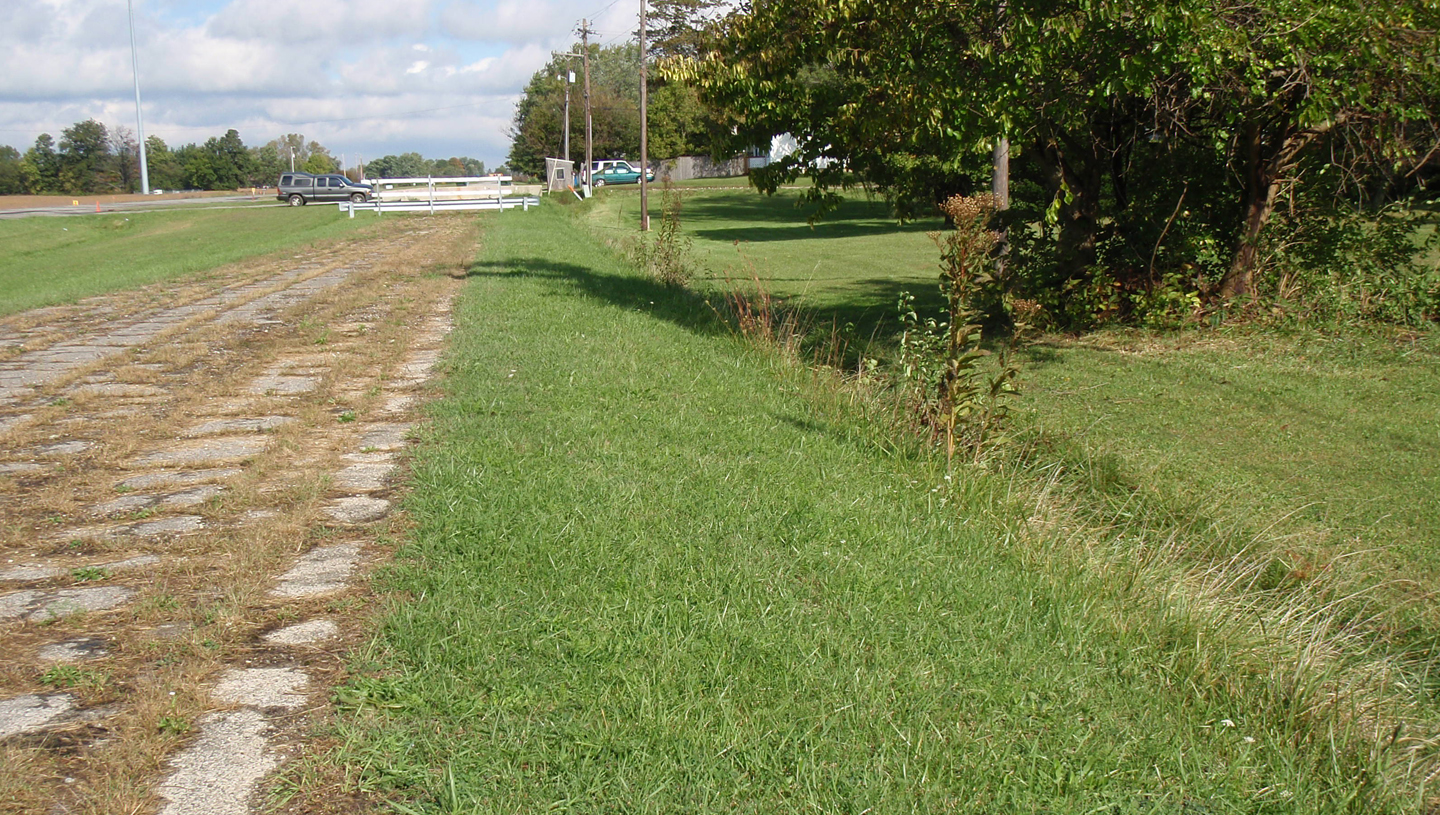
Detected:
[
  {"left": 1016, "top": 329, "right": 1440, "bottom": 600},
  {"left": 585, "top": 185, "right": 1440, "bottom": 604},
  {"left": 336, "top": 203, "right": 1417, "bottom": 813},
  {"left": 0, "top": 206, "right": 381, "bottom": 317},
  {"left": 585, "top": 185, "right": 945, "bottom": 339}
]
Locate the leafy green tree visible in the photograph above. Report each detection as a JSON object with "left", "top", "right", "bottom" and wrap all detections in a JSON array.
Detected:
[
  {"left": 250, "top": 143, "right": 287, "bottom": 185},
  {"left": 0, "top": 145, "right": 24, "bottom": 195},
  {"left": 681, "top": 0, "right": 1439, "bottom": 321},
  {"left": 179, "top": 144, "right": 217, "bottom": 190},
  {"left": 20, "top": 134, "right": 62, "bottom": 193},
  {"left": 58, "top": 119, "right": 112, "bottom": 194},
  {"left": 647, "top": 0, "right": 726, "bottom": 60},
  {"left": 365, "top": 152, "right": 430, "bottom": 178},
  {"left": 145, "top": 136, "right": 184, "bottom": 191}
]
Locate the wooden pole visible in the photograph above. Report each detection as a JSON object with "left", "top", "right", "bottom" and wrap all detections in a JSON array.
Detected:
[
  {"left": 580, "top": 20, "right": 594, "bottom": 197},
  {"left": 639, "top": 0, "right": 649, "bottom": 231}
]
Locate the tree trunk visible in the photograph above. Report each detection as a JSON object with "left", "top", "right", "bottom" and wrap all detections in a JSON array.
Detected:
[
  {"left": 1032, "top": 138, "right": 1103, "bottom": 280},
  {"left": 1221, "top": 123, "right": 1272, "bottom": 300},
  {"left": 1221, "top": 113, "right": 1328, "bottom": 301}
]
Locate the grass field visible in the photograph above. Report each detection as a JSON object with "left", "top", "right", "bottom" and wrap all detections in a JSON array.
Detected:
[
  {"left": 0, "top": 205, "right": 380, "bottom": 317},
  {"left": 335, "top": 202, "right": 1427, "bottom": 812},
  {"left": 585, "top": 184, "right": 946, "bottom": 340},
  {"left": 1017, "top": 328, "right": 1440, "bottom": 613},
  {"left": 585, "top": 185, "right": 1440, "bottom": 591}
]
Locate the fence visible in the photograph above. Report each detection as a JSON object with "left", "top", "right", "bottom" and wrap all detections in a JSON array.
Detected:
[{"left": 338, "top": 175, "right": 540, "bottom": 214}]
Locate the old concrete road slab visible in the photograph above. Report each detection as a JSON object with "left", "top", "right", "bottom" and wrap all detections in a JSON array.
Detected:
[{"left": 0, "top": 213, "right": 473, "bottom": 814}]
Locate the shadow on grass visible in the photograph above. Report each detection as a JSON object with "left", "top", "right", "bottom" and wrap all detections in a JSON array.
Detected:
[
  {"left": 683, "top": 194, "right": 939, "bottom": 244},
  {"left": 466, "top": 255, "right": 727, "bottom": 338},
  {"left": 465, "top": 252, "right": 956, "bottom": 367}
]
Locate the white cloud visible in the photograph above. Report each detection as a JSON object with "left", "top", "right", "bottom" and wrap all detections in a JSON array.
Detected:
[
  {"left": 207, "top": 0, "right": 434, "bottom": 43},
  {"left": 0, "top": 0, "right": 645, "bottom": 167}
]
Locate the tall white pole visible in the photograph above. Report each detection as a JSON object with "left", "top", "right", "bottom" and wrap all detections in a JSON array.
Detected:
[{"left": 127, "top": 0, "right": 150, "bottom": 194}]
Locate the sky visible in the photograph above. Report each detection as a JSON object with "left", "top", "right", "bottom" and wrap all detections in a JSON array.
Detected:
[{"left": 0, "top": 0, "right": 645, "bottom": 170}]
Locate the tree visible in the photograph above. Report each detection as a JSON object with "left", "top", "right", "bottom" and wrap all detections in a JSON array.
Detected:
[
  {"left": 680, "top": 0, "right": 1439, "bottom": 320},
  {"left": 0, "top": 146, "right": 24, "bottom": 195},
  {"left": 1174, "top": 2, "right": 1440, "bottom": 299},
  {"left": 145, "top": 136, "right": 183, "bottom": 191},
  {"left": 58, "top": 119, "right": 112, "bottom": 194},
  {"left": 646, "top": 0, "right": 726, "bottom": 60},
  {"left": 110, "top": 126, "right": 139, "bottom": 193},
  {"left": 365, "top": 153, "right": 430, "bottom": 178},
  {"left": 250, "top": 143, "right": 287, "bottom": 186},
  {"left": 508, "top": 44, "right": 643, "bottom": 177},
  {"left": 20, "top": 134, "right": 60, "bottom": 193}
]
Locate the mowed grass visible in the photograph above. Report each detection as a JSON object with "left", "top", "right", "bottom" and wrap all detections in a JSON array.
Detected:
[
  {"left": 586, "top": 185, "right": 945, "bottom": 336},
  {"left": 590, "top": 184, "right": 1440, "bottom": 608},
  {"left": 1016, "top": 329, "right": 1440, "bottom": 599},
  {"left": 337, "top": 204, "right": 1413, "bottom": 812},
  {"left": 0, "top": 205, "right": 380, "bottom": 316}
]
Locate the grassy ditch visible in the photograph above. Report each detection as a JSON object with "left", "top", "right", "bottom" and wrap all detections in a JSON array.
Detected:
[
  {"left": 336, "top": 202, "right": 1431, "bottom": 812},
  {"left": 0, "top": 205, "right": 381, "bottom": 317}
]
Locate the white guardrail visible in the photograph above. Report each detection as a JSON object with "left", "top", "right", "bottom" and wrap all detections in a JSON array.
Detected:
[{"left": 337, "top": 175, "right": 540, "bottom": 215}]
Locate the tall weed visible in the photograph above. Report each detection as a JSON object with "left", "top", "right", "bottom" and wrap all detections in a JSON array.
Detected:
[{"left": 898, "top": 194, "right": 1022, "bottom": 464}]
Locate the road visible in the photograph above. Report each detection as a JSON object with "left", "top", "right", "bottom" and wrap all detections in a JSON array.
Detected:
[{"left": 0, "top": 194, "right": 283, "bottom": 220}]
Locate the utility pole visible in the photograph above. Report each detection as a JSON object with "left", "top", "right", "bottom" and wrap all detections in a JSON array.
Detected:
[
  {"left": 579, "top": 19, "right": 595, "bottom": 197},
  {"left": 557, "top": 72, "right": 573, "bottom": 163},
  {"left": 127, "top": 0, "right": 150, "bottom": 194},
  {"left": 636, "top": 0, "right": 648, "bottom": 231},
  {"left": 639, "top": 0, "right": 649, "bottom": 231}
]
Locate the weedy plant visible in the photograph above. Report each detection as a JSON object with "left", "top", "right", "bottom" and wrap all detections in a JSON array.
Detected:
[
  {"left": 898, "top": 194, "right": 1022, "bottom": 465},
  {"left": 628, "top": 185, "right": 693, "bottom": 287}
]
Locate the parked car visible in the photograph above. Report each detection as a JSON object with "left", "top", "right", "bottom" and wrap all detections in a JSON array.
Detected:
[
  {"left": 276, "top": 172, "right": 374, "bottom": 206},
  {"left": 585, "top": 160, "right": 655, "bottom": 187}
]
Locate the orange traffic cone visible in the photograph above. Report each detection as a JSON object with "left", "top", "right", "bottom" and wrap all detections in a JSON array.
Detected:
[{"left": 95, "top": 201, "right": 101, "bottom": 213}]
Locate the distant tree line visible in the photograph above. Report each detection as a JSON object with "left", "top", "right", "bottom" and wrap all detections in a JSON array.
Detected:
[
  {"left": 0, "top": 119, "right": 488, "bottom": 195},
  {"left": 363, "top": 153, "right": 487, "bottom": 179}
]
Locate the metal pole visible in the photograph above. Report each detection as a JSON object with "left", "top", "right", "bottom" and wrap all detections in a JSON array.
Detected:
[
  {"left": 639, "top": 0, "right": 649, "bottom": 231},
  {"left": 563, "top": 75, "right": 571, "bottom": 164},
  {"left": 127, "top": 0, "right": 150, "bottom": 194},
  {"left": 992, "top": 136, "right": 1009, "bottom": 276}
]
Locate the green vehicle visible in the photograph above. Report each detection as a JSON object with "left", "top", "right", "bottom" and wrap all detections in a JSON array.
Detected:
[{"left": 589, "top": 160, "right": 656, "bottom": 187}]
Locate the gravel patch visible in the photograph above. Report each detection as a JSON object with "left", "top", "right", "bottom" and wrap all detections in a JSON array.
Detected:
[
  {"left": 0, "top": 564, "right": 65, "bottom": 582},
  {"left": 26, "top": 586, "right": 135, "bottom": 622},
  {"left": 323, "top": 496, "right": 390, "bottom": 525},
  {"left": 155, "top": 709, "right": 278, "bottom": 815},
  {"left": 212, "top": 667, "right": 310, "bottom": 710},
  {"left": 262, "top": 619, "right": 338, "bottom": 646},
  {"left": 184, "top": 416, "right": 293, "bottom": 437},
  {"left": 358, "top": 423, "right": 412, "bottom": 451},
  {"left": 37, "top": 637, "right": 109, "bottom": 663},
  {"left": 133, "top": 437, "right": 268, "bottom": 468},
  {"left": 118, "top": 467, "right": 242, "bottom": 490},
  {"left": 0, "top": 693, "right": 76, "bottom": 740},
  {"left": 271, "top": 544, "right": 361, "bottom": 598},
  {"left": 332, "top": 462, "right": 395, "bottom": 492},
  {"left": 247, "top": 375, "right": 318, "bottom": 396}
]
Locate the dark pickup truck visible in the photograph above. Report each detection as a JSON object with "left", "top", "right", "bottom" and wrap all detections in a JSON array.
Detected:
[{"left": 277, "top": 172, "right": 374, "bottom": 206}]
